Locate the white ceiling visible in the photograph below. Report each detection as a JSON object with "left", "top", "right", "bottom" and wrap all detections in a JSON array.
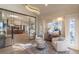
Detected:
[
  {"left": 31, "top": 4, "right": 79, "bottom": 16},
  {"left": 0, "top": 4, "right": 35, "bottom": 16}
]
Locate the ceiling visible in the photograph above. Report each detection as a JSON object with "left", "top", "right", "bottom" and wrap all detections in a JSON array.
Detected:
[{"left": 31, "top": 4, "right": 79, "bottom": 16}]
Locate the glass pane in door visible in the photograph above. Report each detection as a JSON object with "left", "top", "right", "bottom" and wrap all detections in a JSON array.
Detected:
[{"left": 69, "top": 18, "right": 76, "bottom": 46}]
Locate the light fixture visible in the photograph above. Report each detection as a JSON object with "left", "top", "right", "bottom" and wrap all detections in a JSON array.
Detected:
[
  {"left": 45, "top": 4, "right": 48, "bottom": 6},
  {"left": 57, "top": 17, "right": 63, "bottom": 21},
  {"left": 25, "top": 4, "right": 40, "bottom": 15},
  {"left": 9, "top": 15, "right": 18, "bottom": 18}
]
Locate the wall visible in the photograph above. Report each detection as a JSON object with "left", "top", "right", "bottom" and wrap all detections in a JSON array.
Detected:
[
  {"left": 40, "top": 10, "right": 79, "bottom": 50},
  {"left": 41, "top": 10, "right": 79, "bottom": 33}
]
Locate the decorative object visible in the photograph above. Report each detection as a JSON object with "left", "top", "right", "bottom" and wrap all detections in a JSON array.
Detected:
[{"left": 35, "top": 35, "right": 46, "bottom": 49}]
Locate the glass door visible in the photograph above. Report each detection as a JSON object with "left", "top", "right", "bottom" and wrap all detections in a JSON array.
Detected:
[
  {"left": 69, "top": 18, "right": 76, "bottom": 47},
  {"left": 0, "top": 9, "right": 36, "bottom": 47},
  {"left": 29, "top": 17, "right": 36, "bottom": 40}
]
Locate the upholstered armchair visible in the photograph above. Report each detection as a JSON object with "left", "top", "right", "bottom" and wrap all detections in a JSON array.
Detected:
[
  {"left": 35, "top": 33, "right": 46, "bottom": 49},
  {"left": 52, "top": 37, "right": 68, "bottom": 52}
]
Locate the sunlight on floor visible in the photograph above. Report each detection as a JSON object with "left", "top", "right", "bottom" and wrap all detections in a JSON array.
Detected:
[{"left": 12, "top": 43, "right": 33, "bottom": 51}]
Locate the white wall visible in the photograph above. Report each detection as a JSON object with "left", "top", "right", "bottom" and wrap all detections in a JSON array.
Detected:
[
  {"left": 41, "top": 9, "right": 79, "bottom": 33},
  {"left": 41, "top": 10, "right": 79, "bottom": 50}
]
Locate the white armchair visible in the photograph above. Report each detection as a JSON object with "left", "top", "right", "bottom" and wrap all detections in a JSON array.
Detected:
[{"left": 52, "top": 37, "right": 68, "bottom": 52}]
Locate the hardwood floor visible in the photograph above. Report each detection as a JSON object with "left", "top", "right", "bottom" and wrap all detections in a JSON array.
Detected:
[
  {"left": 0, "top": 41, "right": 57, "bottom": 54},
  {"left": 0, "top": 33, "right": 78, "bottom": 54}
]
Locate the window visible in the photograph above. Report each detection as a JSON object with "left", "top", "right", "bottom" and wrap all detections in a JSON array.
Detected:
[
  {"left": 69, "top": 18, "right": 76, "bottom": 44},
  {"left": 48, "top": 20, "right": 62, "bottom": 32}
]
